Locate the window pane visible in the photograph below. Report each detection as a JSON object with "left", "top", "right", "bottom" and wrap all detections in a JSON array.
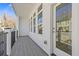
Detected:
[
  {"left": 38, "top": 24, "right": 42, "bottom": 34},
  {"left": 38, "top": 12, "right": 42, "bottom": 24},
  {"left": 33, "top": 18, "right": 36, "bottom": 33},
  {"left": 31, "top": 18, "right": 32, "bottom": 32},
  {"left": 33, "top": 13, "right": 36, "bottom": 17},
  {"left": 56, "top": 3, "right": 72, "bottom": 55},
  {"left": 38, "top": 12, "right": 42, "bottom": 34}
]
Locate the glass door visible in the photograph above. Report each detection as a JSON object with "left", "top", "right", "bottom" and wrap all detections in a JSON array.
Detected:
[{"left": 53, "top": 3, "right": 72, "bottom": 56}]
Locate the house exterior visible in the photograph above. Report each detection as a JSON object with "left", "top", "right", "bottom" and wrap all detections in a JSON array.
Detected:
[{"left": 0, "top": 3, "right": 79, "bottom": 56}]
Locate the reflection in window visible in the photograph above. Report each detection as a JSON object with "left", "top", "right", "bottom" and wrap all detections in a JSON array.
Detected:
[
  {"left": 37, "top": 4, "right": 43, "bottom": 34},
  {"left": 56, "top": 3, "right": 72, "bottom": 55},
  {"left": 38, "top": 12, "right": 42, "bottom": 34},
  {"left": 33, "top": 13, "right": 36, "bottom": 17},
  {"left": 31, "top": 17, "right": 32, "bottom": 32},
  {"left": 33, "top": 18, "right": 36, "bottom": 33}
]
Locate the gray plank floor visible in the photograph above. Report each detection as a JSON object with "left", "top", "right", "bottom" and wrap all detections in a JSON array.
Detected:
[{"left": 10, "top": 36, "right": 48, "bottom": 56}]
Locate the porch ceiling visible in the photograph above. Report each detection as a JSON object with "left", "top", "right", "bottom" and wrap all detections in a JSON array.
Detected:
[{"left": 12, "top": 3, "right": 39, "bottom": 19}]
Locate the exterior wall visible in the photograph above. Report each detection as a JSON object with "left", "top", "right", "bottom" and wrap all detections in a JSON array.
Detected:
[
  {"left": 28, "top": 3, "right": 53, "bottom": 55},
  {"left": 13, "top": 4, "right": 53, "bottom": 55},
  {"left": 13, "top": 3, "right": 79, "bottom": 56},
  {"left": 19, "top": 17, "right": 29, "bottom": 36},
  {"left": 72, "top": 3, "right": 79, "bottom": 56}
]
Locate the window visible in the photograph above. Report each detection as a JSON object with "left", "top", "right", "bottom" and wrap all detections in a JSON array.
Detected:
[
  {"left": 32, "top": 12, "right": 36, "bottom": 33},
  {"left": 56, "top": 3, "right": 72, "bottom": 55},
  {"left": 31, "top": 17, "right": 32, "bottom": 32},
  {"left": 38, "top": 12, "right": 43, "bottom": 34},
  {"left": 30, "top": 4, "right": 43, "bottom": 34},
  {"left": 33, "top": 13, "right": 36, "bottom": 17},
  {"left": 37, "top": 4, "right": 43, "bottom": 34},
  {"left": 33, "top": 18, "right": 36, "bottom": 33}
]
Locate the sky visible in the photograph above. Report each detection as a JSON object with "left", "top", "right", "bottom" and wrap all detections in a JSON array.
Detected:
[
  {"left": 56, "top": 3, "right": 72, "bottom": 17},
  {"left": 0, "top": 3, "right": 16, "bottom": 17}
]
